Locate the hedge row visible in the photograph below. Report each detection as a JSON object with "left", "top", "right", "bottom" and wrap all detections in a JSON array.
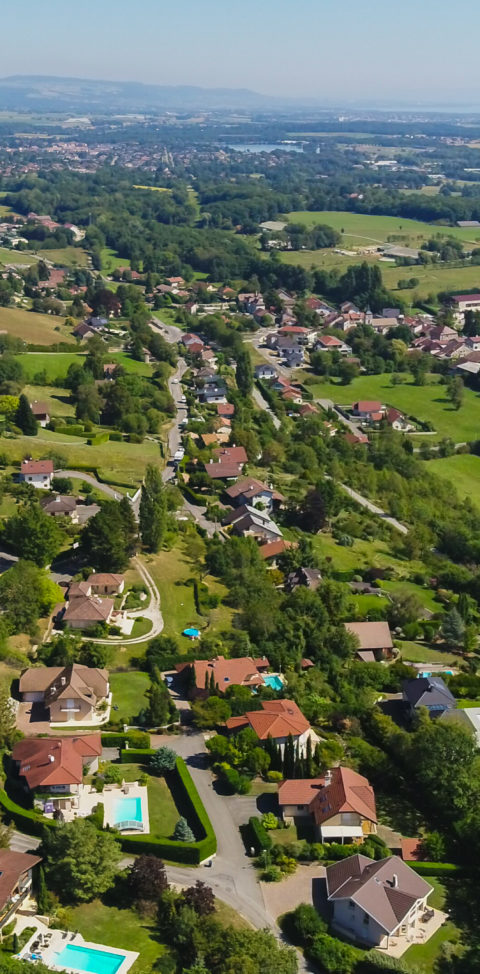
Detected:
[
  {"left": 118, "top": 755, "right": 216, "bottom": 865},
  {"left": 409, "top": 861, "right": 462, "bottom": 876},
  {"left": 0, "top": 788, "right": 57, "bottom": 837},
  {"left": 248, "top": 816, "right": 272, "bottom": 853},
  {"left": 88, "top": 433, "right": 109, "bottom": 446},
  {"left": 101, "top": 731, "right": 151, "bottom": 749},
  {"left": 120, "top": 748, "right": 154, "bottom": 762}
]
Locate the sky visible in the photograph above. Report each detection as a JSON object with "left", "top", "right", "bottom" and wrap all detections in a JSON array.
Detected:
[{"left": 1, "top": 0, "right": 479, "bottom": 105}]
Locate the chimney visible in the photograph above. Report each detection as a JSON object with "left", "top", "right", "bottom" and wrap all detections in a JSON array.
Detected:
[
  {"left": 324, "top": 770, "right": 332, "bottom": 786},
  {"left": 392, "top": 874, "right": 398, "bottom": 888},
  {"left": 48, "top": 754, "right": 55, "bottom": 763}
]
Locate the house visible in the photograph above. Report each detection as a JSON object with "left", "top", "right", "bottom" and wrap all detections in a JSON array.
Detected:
[
  {"left": 222, "top": 504, "right": 283, "bottom": 542},
  {"left": 279, "top": 766, "right": 377, "bottom": 842},
  {"left": 345, "top": 621, "right": 394, "bottom": 662},
  {"left": 30, "top": 401, "right": 50, "bottom": 427},
  {"left": 255, "top": 364, "right": 278, "bottom": 380},
  {"left": 315, "top": 335, "right": 352, "bottom": 354},
  {"left": 12, "top": 734, "right": 102, "bottom": 794},
  {"left": 41, "top": 494, "right": 78, "bottom": 521},
  {"left": 87, "top": 573, "right": 125, "bottom": 595},
  {"left": 442, "top": 706, "right": 480, "bottom": 745},
  {"left": 285, "top": 566, "right": 323, "bottom": 592},
  {"left": 259, "top": 538, "right": 295, "bottom": 564},
  {"left": 20, "top": 459, "right": 53, "bottom": 489},
  {"left": 214, "top": 445, "right": 248, "bottom": 466},
  {"left": 0, "top": 850, "right": 43, "bottom": 931},
  {"left": 225, "top": 699, "right": 317, "bottom": 756},
  {"left": 61, "top": 595, "right": 114, "bottom": 630},
  {"left": 178, "top": 655, "right": 270, "bottom": 697},
  {"left": 225, "top": 476, "right": 283, "bottom": 512},
  {"left": 384, "top": 408, "right": 414, "bottom": 432},
  {"left": 19, "top": 663, "right": 109, "bottom": 725},
  {"left": 450, "top": 293, "right": 480, "bottom": 323},
  {"left": 73, "top": 322, "right": 95, "bottom": 341},
  {"left": 402, "top": 677, "right": 456, "bottom": 718},
  {"left": 216, "top": 402, "right": 235, "bottom": 418},
  {"left": 326, "top": 854, "right": 433, "bottom": 949},
  {"left": 428, "top": 324, "right": 459, "bottom": 343},
  {"left": 351, "top": 401, "right": 383, "bottom": 420}
]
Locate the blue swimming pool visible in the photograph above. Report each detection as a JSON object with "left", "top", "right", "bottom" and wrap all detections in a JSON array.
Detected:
[
  {"left": 113, "top": 796, "right": 142, "bottom": 826},
  {"left": 54, "top": 944, "right": 125, "bottom": 974},
  {"left": 263, "top": 675, "right": 284, "bottom": 691}
]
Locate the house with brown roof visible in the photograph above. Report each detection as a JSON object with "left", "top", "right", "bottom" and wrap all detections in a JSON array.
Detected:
[
  {"left": 279, "top": 766, "right": 377, "bottom": 842},
  {"left": 19, "top": 459, "right": 53, "bottom": 489},
  {"left": 30, "top": 401, "right": 50, "bottom": 427},
  {"left": 326, "top": 853, "right": 434, "bottom": 950},
  {"left": 177, "top": 655, "right": 270, "bottom": 697},
  {"left": 259, "top": 538, "right": 295, "bottom": 564},
  {"left": 345, "top": 621, "right": 394, "bottom": 662},
  {"left": 285, "top": 567, "right": 323, "bottom": 593},
  {"left": 0, "top": 850, "right": 43, "bottom": 930},
  {"left": 41, "top": 494, "right": 78, "bottom": 521},
  {"left": 12, "top": 734, "right": 102, "bottom": 794},
  {"left": 222, "top": 504, "right": 283, "bottom": 543},
  {"left": 86, "top": 573, "right": 125, "bottom": 595},
  {"left": 19, "top": 664, "right": 110, "bottom": 725},
  {"left": 60, "top": 595, "right": 114, "bottom": 630},
  {"left": 225, "top": 477, "right": 284, "bottom": 512},
  {"left": 225, "top": 699, "right": 317, "bottom": 756}
]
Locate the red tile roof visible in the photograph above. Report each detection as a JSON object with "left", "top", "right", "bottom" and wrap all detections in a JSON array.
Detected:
[
  {"left": 12, "top": 734, "right": 102, "bottom": 789},
  {"left": 216, "top": 403, "right": 235, "bottom": 416},
  {"left": 259, "top": 539, "right": 295, "bottom": 560},
  {"left": 226, "top": 699, "right": 310, "bottom": 741},
  {"left": 184, "top": 655, "right": 269, "bottom": 693},
  {"left": 310, "top": 766, "right": 377, "bottom": 827},
  {"left": 21, "top": 459, "right": 53, "bottom": 475}
]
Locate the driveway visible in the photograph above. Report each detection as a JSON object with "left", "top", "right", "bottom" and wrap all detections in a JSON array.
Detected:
[
  {"left": 261, "top": 863, "right": 326, "bottom": 921},
  {"left": 16, "top": 702, "right": 51, "bottom": 737},
  {"left": 86, "top": 556, "right": 163, "bottom": 645}
]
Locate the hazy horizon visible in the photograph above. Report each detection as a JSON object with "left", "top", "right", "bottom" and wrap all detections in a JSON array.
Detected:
[{"left": 1, "top": 0, "right": 479, "bottom": 105}]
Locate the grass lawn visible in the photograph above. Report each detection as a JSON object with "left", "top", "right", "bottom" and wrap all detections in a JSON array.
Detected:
[
  {"left": 0, "top": 247, "right": 37, "bottom": 267},
  {"left": 130, "top": 617, "right": 153, "bottom": 639},
  {"left": 23, "top": 385, "right": 75, "bottom": 417},
  {"left": 0, "top": 427, "right": 161, "bottom": 486},
  {"left": 404, "top": 879, "right": 461, "bottom": 972},
  {"left": 15, "top": 351, "right": 84, "bottom": 380},
  {"left": 121, "top": 763, "right": 180, "bottom": 837},
  {"left": 351, "top": 593, "right": 388, "bottom": 618},
  {"left": 381, "top": 259, "right": 480, "bottom": 302},
  {"left": 36, "top": 246, "right": 89, "bottom": 268},
  {"left": 0, "top": 307, "right": 75, "bottom": 346},
  {"left": 310, "top": 532, "right": 426, "bottom": 580},
  {"left": 69, "top": 900, "right": 172, "bottom": 974},
  {"left": 100, "top": 247, "right": 131, "bottom": 274},
  {"left": 310, "top": 373, "right": 480, "bottom": 442},
  {"left": 133, "top": 185, "right": 170, "bottom": 193},
  {"left": 379, "top": 579, "right": 441, "bottom": 614},
  {"left": 109, "top": 671, "right": 150, "bottom": 723},
  {"left": 397, "top": 640, "right": 458, "bottom": 665},
  {"left": 284, "top": 210, "right": 480, "bottom": 247},
  {"left": 425, "top": 454, "right": 480, "bottom": 507},
  {"left": 456, "top": 698, "right": 480, "bottom": 708},
  {"left": 110, "top": 352, "right": 153, "bottom": 376}
]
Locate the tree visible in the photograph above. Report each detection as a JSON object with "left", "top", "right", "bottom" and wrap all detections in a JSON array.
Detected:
[
  {"left": 386, "top": 588, "right": 424, "bottom": 629},
  {"left": 183, "top": 881, "right": 215, "bottom": 916},
  {"left": 441, "top": 607, "right": 465, "bottom": 649},
  {"left": 128, "top": 855, "right": 169, "bottom": 903},
  {"left": 119, "top": 496, "right": 138, "bottom": 557},
  {"left": 0, "top": 682, "right": 16, "bottom": 749},
  {"left": 3, "top": 503, "right": 62, "bottom": 567},
  {"left": 447, "top": 375, "right": 464, "bottom": 411},
  {"left": 337, "top": 360, "right": 359, "bottom": 385},
  {"left": 36, "top": 864, "right": 50, "bottom": 915},
  {"left": 145, "top": 681, "right": 172, "bottom": 728},
  {"left": 173, "top": 817, "right": 195, "bottom": 842},
  {"left": 82, "top": 501, "right": 132, "bottom": 571},
  {"left": 41, "top": 819, "right": 121, "bottom": 902},
  {"left": 235, "top": 348, "right": 253, "bottom": 398},
  {"left": 150, "top": 746, "right": 177, "bottom": 773},
  {"left": 139, "top": 464, "right": 166, "bottom": 552},
  {"left": 419, "top": 831, "right": 446, "bottom": 862},
  {"left": 0, "top": 560, "right": 62, "bottom": 634},
  {"left": 15, "top": 395, "right": 37, "bottom": 435}
]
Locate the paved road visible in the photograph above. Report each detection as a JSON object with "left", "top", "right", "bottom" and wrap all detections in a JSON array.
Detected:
[
  {"left": 163, "top": 357, "right": 188, "bottom": 479},
  {"left": 150, "top": 317, "right": 183, "bottom": 345},
  {"left": 339, "top": 482, "right": 408, "bottom": 535},
  {"left": 252, "top": 384, "right": 281, "bottom": 430},
  {"left": 56, "top": 470, "right": 123, "bottom": 501},
  {"left": 86, "top": 555, "right": 163, "bottom": 645}
]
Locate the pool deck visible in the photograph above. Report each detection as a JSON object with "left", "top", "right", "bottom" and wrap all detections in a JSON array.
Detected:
[
  {"left": 38, "top": 782, "right": 149, "bottom": 834},
  {"left": 17, "top": 919, "right": 138, "bottom": 974}
]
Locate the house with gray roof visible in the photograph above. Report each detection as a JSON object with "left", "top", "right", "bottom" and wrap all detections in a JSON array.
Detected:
[
  {"left": 402, "top": 676, "right": 456, "bottom": 718},
  {"left": 326, "top": 854, "right": 433, "bottom": 949}
]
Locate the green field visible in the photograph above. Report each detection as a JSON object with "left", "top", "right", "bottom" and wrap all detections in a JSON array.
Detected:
[
  {"left": 110, "top": 352, "right": 153, "bottom": 376},
  {"left": 100, "top": 247, "right": 131, "bottom": 274},
  {"left": 121, "top": 762, "right": 180, "bottom": 836},
  {"left": 37, "top": 246, "right": 89, "bottom": 268},
  {"left": 404, "top": 879, "right": 461, "bottom": 972},
  {"left": 0, "top": 307, "right": 75, "bottom": 346},
  {"left": 109, "top": 671, "right": 150, "bottom": 722},
  {"left": 285, "top": 210, "right": 480, "bottom": 246},
  {"left": 397, "top": 640, "right": 458, "bottom": 665},
  {"left": 424, "top": 454, "right": 480, "bottom": 506},
  {"left": 0, "top": 247, "right": 38, "bottom": 267},
  {"left": 0, "top": 427, "right": 161, "bottom": 486},
  {"left": 15, "top": 352, "right": 84, "bottom": 380},
  {"left": 23, "top": 385, "right": 75, "bottom": 417},
  {"left": 309, "top": 374, "right": 480, "bottom": 442}
]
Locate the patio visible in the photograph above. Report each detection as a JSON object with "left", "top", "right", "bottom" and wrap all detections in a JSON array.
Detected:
[
  {"left": 37, "top": 781, "right": 150, "bottom": 834},
  {"left": 16, "top": 916, "right": 138, "bottom": 974},
  {"left": 376, "top": 907, "right": 448, "bottom": 958}
]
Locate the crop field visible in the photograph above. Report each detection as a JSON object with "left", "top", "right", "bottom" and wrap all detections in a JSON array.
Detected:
[
  {"left": 308, "top": 373, "right": 480, "bottom": 442},
  {"left": 424, "top": 454, "right": 480, "bottom": 506},
  {"left": 0, "top": 307, "right": 75, "bottom": 346},
  {"left": 0, "top": 428, "right": 161, "bottom": 486},
  {"left": 15, "top": 351, "right": 85, "bottom": 380},
  {"left": 284, "top": 210, "right": 480, "bottom": 246},
  {"left": 36, "top": 246, "right": 89, "bottom": 267},
  {"left": 0, "top": 247, "right": 37, "bottom": 267}
]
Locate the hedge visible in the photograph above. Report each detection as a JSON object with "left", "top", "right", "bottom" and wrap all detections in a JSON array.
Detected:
[
  {"left": 101, "top": 731, "right": 151, "bottom": 749},
  {"left": 120, "top": 748, "right": 154, "bottom": 762},
  {"left": 248, "top": 816, "right": 272, "bottom": 853},
  {"left": 118, "top": 756, "right": 216, "bottom": 865},
  {"left": 88, "top": 433, "right": 109, "bottom": 446},
  {"left": 408, "top": 861, "right": 462, "bottom": 876},
  {"left": 0, "top": 788, "right": 57, "bottom": 837}
]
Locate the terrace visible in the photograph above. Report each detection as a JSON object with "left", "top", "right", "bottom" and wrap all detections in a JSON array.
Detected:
[
  {"left": 37, "top": 781, "right": 149, "bottom": 834},
  {"left": 16, "top": 917, "right": 138, "bottom": 974}
]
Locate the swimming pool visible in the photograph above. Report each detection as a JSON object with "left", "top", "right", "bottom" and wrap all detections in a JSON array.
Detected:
[
  {"left": 113, "top": 796, "right": 142, "bottom": 827},
  {"left": 419, "top": 670, "right": 453, "bottom": 678},
  {"left": 263, "top": 675, "right": 284, "bottom": 691},
  {"left": 54, "top": 944, "right": 125, "bottom": 974}
]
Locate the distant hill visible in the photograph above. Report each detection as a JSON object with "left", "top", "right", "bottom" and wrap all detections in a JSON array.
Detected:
[{"left": 0, "top": 75, "right": 304, "bottom": 113}]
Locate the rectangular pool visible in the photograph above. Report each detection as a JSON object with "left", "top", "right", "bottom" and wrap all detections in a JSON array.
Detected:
[
  {"left": 113, "top": 796, "right": 142, "bottom": 826},
  {"left": 55, "top": 944, "right": 125, "bottom": 974},
  {"left": 263, "top": 675, "right": 284, "bottom": 691}
]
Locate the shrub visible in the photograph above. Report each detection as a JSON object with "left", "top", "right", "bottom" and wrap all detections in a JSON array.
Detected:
[
  {"left": 150, "top": 746, "right": 177, "bottom": 773},
  {"left": 262, "top": 866, "right": 282, "bottom": 882},
  {"left": 103, "top": 764, "right": 122, "bottom": 784},
  {"left": 261, "top": 812, "right": 279, "bottom": 831},
  {"left": 308, "top": 933, "right": 357, "bottom": 973},
  {"left": 266, "top": 770, "right": 283, "bottom": 782},
  {"left": 249, "top": 816, "right": 272, "bottom": 853},
  {"left": 281, "top": 903, "right": 327, "bottom": 946},
  {"left": 173, "top": 817, "right": 195, "bottom": 842}
]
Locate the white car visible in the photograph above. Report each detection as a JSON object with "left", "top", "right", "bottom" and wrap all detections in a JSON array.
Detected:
[
  {"left": 172, "top": 378, "right": 179, "bottom": 383},
  {"left": 180, "top": 395, "right": 187, "bottom": 403}
]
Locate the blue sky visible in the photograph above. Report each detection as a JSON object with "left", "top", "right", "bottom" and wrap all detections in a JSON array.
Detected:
[{"left": 1, "top": 0, "right": 478, "bottom": 103}]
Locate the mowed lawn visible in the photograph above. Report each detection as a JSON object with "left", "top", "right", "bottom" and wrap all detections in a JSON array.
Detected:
[
  {"left": 69, "top": 901, "right": 172, "bottom": 974},
  {"left": 0, "top": 428, "right": 161, "bottom": 486},
  {"left": 0, "top": 247, "right": 37, "bottom": 267},
  {"left": 15, "top": 351, "right": 84, "bottom": 380},
  {"left": 284, "top": 210, "right": 480, "bottom": 247},
  {"left": 23, "top": 385, "right": 75, "bottom": 417},
  {"left": 121, "top": 763, "right": 180, "bottom": 837},
  {"left": 109, "top": 671, "right": 150, "bottom": 723},
  {"left": 0, "top": 307, "right": 76, "bottom": 346},
  {"left": 36, "top": 246, "right": 89, "bottom": 267},
  {"left": 100, "top": 247, "right": 131, "bottom": 273},
  {"left": 425, "top": 454, "right": 480, "bottom": 507},
  {"left": 309, "top": 374, "right": 480, "bottom": 441}
]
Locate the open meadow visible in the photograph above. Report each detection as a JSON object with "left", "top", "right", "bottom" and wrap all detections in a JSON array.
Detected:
[
  {"left": 284, "top": 210, "right": 480, "bottom": 246},
  {"left": 36, "top": 246, "right": 89, "bottom": 267},
  {"left": 307, "top": 373, "right": 480, "bottom": 442},
  {"left": 0, "top": 247, "right": 37, "bottom": 267},
  {"left": 423, "top": 453, "right": 480, "bottom": 507},
  {"left": 0, "top": 307, "right": 75, "bottom": 345}
]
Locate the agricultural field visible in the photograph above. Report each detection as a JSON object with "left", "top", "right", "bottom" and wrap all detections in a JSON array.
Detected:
[
  {"left": 284, "top": 210, "right": 480, "bottom": 247},
  {"left": 308, "top": 373, "right": 480, "bottom": 442},
  {"left": 36, "top": 246, "right": 89, "bottom": 267},
  {"left": 100, "top": 247, "right": 131, "bottom": 274},
  {"left": 424, "top": 454, "right": 480, "bottom": 507},
  {"left": 0, "top": 307, "right": 75, "bottom": 346},
  {"left": 133, "top": 184, "right": 170, "bottom": 192},
  {"left": 15, "top": 351, "right": 85, "bottom": 380},
  {"left": 0, "top": 247, "right": 37, "bottom": 267}
]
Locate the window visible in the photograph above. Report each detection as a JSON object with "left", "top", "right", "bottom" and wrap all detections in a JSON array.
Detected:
[
  {"left": 349, "top": 901, "right": 355, "bottom": 910},
  {"left": 363, "top": 915, "right": 370, "bottom": 925}
]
